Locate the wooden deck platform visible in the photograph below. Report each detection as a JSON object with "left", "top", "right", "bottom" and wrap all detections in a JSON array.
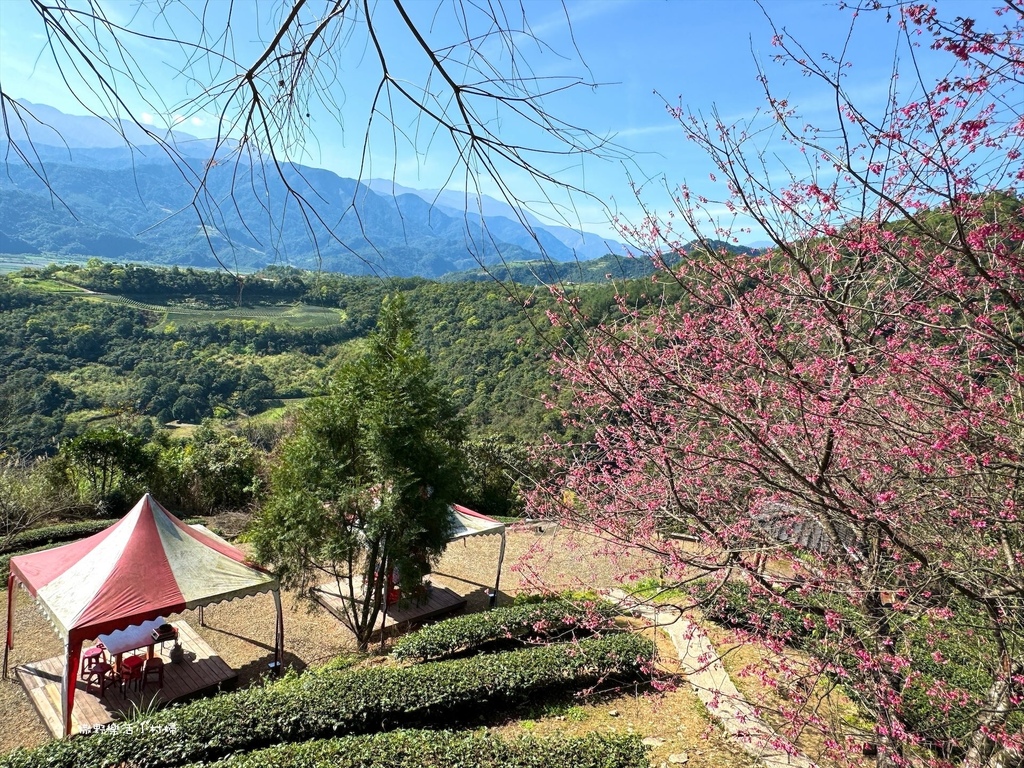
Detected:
[
  {"left": 15, "top": 620, "right": 237, "bottom": 738},
  {"left": 314, "top": 577, "right": 466, "bottom": 639}
]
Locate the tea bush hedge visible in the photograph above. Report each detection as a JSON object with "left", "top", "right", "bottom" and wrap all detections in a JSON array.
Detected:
[
  {"left": 196, "top": 729, "right": 649, "bottom": 768},
  {"left": 0, "top": 633, "right": 653, "bottom": 768},
  {"left": 1, "top": 521, "right": 113, "bottom": 554},
  {"left": 1, "top": 522, "right": 117, "bottom": 574},
  {"left": 392, "top": 598, "right": 620, "bottom": 661},
  {"left": 1, "top": 519, "right": 205, "bottom": 576}
]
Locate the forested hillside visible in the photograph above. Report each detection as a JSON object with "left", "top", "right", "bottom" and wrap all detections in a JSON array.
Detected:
[
  {"left": 0, "top": 261, "right": 634, "bottom": 455},
  {"left": 0, "top": 258, "right": 688, "bottom": 527},
  {"left": 446, "top": 240, "right": 760, "bottom": 284}
]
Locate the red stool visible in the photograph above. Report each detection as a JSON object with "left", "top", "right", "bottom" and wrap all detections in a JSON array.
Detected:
[
  {"left": 141, "top": 657, "right": 164, "bottom": 690},
  {"left": 119, "top": 654, "right": 144, "bottom": 695},
  {"left": 80, "top": 644, "right": 107, "bottom": 678}
]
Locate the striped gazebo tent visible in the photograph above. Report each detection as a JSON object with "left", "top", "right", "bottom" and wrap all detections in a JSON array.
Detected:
[{"left": 3, "top": 493, "right": 282, "bottom": 736}]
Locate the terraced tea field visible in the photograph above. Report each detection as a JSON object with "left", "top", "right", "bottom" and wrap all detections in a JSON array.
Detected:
[{"left": 100, "top": 294, "right": 346, "bottom": 328}]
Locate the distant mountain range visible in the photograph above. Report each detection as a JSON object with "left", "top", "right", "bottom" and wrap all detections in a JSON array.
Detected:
[
  {"left": 0, "top": 101, "right": 625, "bottom": 278},
  {"left": 445, "top": 240, "right": 761, "bottom": 285}
]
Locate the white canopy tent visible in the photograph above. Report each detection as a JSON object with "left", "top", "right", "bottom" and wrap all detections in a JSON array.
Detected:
[
  {"left": 3, "top": 494, "right": 282, "bottom": 736},
  {"left": 448, "top": 504, "right": 506, "bottom": 606}
]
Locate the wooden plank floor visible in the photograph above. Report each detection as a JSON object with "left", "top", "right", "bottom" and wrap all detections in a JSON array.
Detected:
[
  {"left": 15, "top": 620, "right": 237, "bottom": 738},
  {"left": 314, "top": 577, "right": 466, "bottom": 639}
]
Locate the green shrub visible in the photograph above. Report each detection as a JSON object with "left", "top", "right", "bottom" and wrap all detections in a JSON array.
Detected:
[
  {"left": 0, "top": 633, "right": 654, "bottom": 768},
  {"left": 695, "top": 581, "right": 1024, "bottom": 757},
  {"left": 694, "top": 580, "right": 808, "bottom": 642},
  {"left": 512, "top": 589, "right": 599, "bottom": 605},
  {"left": 392, "top": 598, "right": 620, "bottom": 661},
  {"left": 195, "top": 730, "right": 649, "bottom": 768},
  {"left": 315, "top": 654, "right": 363, "bottom": 674}
]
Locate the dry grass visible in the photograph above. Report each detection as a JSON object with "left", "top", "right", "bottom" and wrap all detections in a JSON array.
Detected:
[
  {"left": 0, "top": 521, "right": 783, "bottom": 766},
  {"left": 706, "top": 622, "right": 870, "bottom": 766},
  {"left": 485, "top": 619, "right": 758, "bottom": 768}
]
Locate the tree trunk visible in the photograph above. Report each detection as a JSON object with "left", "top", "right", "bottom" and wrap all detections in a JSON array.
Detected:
[{"left": 964, "top": 661, "right": 1023, "bottom": 768}]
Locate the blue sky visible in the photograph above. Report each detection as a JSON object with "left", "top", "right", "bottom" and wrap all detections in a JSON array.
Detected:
[{"left": 0, "top": 0, "right": 995, "bottom": 243}]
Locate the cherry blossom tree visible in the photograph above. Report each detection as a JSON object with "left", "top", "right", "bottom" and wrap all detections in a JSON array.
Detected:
[{"left": 533, "top": 4, "right": 1024, "bottom": 766}]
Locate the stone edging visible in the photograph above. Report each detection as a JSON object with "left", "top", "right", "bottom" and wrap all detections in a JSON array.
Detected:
[{"left": 607, "top": 589, "right": 819, "bottom": 768}]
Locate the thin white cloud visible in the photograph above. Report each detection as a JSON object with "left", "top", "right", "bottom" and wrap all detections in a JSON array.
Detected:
[
  {"left": 613, "top": 123, "right": 680, "bottom": 139},
  {"left": 140, "top": 112, "right": 155, "bottom": 125},
  {"left": 190, "top": 116, "right": 204, "bottom": 127},
  {"left": 530, "top": 0, "right": 629, "bottom": 38}
]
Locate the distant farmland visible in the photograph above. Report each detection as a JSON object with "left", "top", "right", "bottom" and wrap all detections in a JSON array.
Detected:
[{"left": 97, "top": 295, "right": 346, "bottom": 328}]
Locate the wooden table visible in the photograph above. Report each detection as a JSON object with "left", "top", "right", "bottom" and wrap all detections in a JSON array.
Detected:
[
  {"left": 97, "top": 617, "right": 167, "bottom": 670},
  {"left": 17, "top": 619, "right": 237, "bottom": 737}
]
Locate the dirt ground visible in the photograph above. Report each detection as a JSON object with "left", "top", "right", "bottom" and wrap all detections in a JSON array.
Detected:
[{"left": 0, "top": 521, "right": 767, "bottom": 766}]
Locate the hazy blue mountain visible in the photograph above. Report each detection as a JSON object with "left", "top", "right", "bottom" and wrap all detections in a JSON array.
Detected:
[
  {"left": 5, "top": 100, "right": 224, "bottom": 162},
  {"left": 0, "top": 102, "right": 622, "bottom": 277},
  {"left": 6, "top": 101, "right": 182, "bottom": 149},
  {"left": 444, "top": 240, "right": 761, "bottom": 285},
  {"left": 365, "top": 178, "right": 625, "bottom": 260}
]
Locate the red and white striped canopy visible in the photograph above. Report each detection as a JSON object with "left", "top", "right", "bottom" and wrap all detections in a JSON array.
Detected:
[
  {"left": 9, "top": 493, "right": 277, "bottom": 642},
  {"left": 448, "top": 504, "right": 505, "bottom": 541},
  {"left": 4, "top": 493, "right": 283, "bottom": 737}
]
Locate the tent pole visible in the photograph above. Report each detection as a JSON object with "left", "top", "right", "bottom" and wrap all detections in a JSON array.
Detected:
[
  {"left": 59, "top": 638, "right": 73, "bottom": 737},
  {"left": 380, "top": 568, "right": 389, "bottom": 653},
  {"left": 3, "top": 572, "right": 16, "bottom": 678},
  {"left": 491, "top": 531, "right": 506, "bottom": 610},
  {"left": 272, "top": 589, "right": 284, "bottom": 674},
  {"left": 199, "top": 605, "right": 205, "bottom": 627},
  {"left": 61, "top": 640, "right": 69, "bottom": 737},
  {"left": 64, "top": 636, "right": 83, "bottom": 737}
]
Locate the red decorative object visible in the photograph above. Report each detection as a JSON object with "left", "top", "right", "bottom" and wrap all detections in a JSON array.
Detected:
[{"left": 119, "top": 654, "right": 144, "bottom": 695}]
